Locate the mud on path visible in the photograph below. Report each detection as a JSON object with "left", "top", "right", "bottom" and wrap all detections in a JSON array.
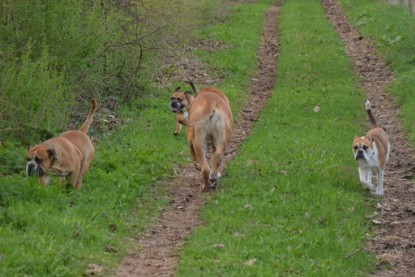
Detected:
[
  {"left": 322, "top": 1, "right": 415, "bottom": 276},
  {"left": 116, "top": 3, "right": 281, "bottom": 276}
]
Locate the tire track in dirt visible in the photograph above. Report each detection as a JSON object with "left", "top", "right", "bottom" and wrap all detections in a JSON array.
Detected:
[
  {"left": 116, "top": 2, "right": 281, "bottom": 276},
  {"left": 322, "top": 1, "right": 415, "bottom": 276}
]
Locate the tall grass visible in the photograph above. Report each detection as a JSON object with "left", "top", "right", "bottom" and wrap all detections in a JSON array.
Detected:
[
  {"left": 339, "top": 0, "right": 415, "bottom": 143},
  {"left": 176, "top": 0, "right": 376, "bottom": 275},
  {"left": 0, "top": 0, "right": 217, "bottom": 145}
]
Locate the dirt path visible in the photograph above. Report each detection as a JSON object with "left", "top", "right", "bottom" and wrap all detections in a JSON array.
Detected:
[
  {"left": 322, "top": 1, "right": 415, "bottom": 276},
  {"left": 116, "top": 3, "right": 281, "bottom": 276}
]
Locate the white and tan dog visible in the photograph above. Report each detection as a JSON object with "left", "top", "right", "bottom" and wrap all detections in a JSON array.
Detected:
[
  {"left": 179, "top": 86, "right": 232, "bottom": 192},
  {"left": 352, "top": 100, "right": 390, "bottom": 196},
  {"left": 26, "top": 99, "right": 97, "bottom": 189}
]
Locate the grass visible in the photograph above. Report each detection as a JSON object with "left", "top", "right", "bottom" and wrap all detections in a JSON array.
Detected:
[
  {"left": 339, "top": 0, "right": 415, "bottom": 144},
  {"left": 176, "top": 0, "right": 377, "bottom": 275},
  {"left": 0, "top": 0, "right": 274, "bottom": 275}
]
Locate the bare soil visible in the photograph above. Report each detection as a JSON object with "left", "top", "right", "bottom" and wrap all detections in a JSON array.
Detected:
[
  {"left": 116, "top": 2, "right": 281, "bottom": 276},
  {"left": 322, "top": 0, "right": 415, "bottom": 276}
]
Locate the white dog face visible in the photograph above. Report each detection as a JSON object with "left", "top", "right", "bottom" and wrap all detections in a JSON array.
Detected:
[{"left": 352, "top": 136, "right": 374, "bottom": 162}]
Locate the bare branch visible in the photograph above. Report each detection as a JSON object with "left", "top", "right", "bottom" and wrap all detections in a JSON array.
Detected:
[{"left": 102, "top": 25, "right": 167, "bottom": 54}]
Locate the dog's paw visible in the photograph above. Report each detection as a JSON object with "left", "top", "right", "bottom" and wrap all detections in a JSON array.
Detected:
[
  {"left": 174, "top": 132, "right": 180, "bottom": 136},
  {"left": 200, "top": 184, "right": 210, "bottom": 192},
  {"left": 374, "top": 190, "right": 384, "bottom": 196},
  {"left": 208, "top": 177, "right": 219, "bottom": 190},
  {"left": 360, "top": 180, "right": 374, "bottom": 190},
  {"left": 193, "top": 162, "right": 201, "bottom": 171}
]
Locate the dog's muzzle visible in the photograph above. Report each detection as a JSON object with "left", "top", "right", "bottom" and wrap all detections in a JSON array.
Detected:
[
  {"left": 170, "top": 101, "right": 184, "bottom": 113},
  {"left": 26, "top": 162, "right": 45, "bottom": 177},
  {"left": 355, "top": 150, "right": 365, "bottom": 161}
]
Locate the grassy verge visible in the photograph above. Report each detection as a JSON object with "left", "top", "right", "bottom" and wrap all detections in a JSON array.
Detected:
[
  {"left": 0, "top": 104, "right": 184, "bottom": 276},
  {"left": 176, "top": 0, "right": 377, "bottom": 275},
  {"left": 340, "top": 0, "right": 415, "bottom": 143},
  {"left": 0, "top": 0, "right": 273, "bottom": 275}
]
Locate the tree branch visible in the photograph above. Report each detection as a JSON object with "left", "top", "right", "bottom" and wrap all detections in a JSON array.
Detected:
[{"left": 102, "top": 25, "right": 167, "bottom": 54}]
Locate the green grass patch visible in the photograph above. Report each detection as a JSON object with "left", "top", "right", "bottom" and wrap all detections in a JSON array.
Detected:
[
  {"left": 0, "top": 104, "right": 183, "bottom": 275},
  {"left": 340, "top": 0, "right": 415, "bottom": 143},
  {"left": 0, "top": 0, "right": 273, "bottom": 275},
  {"left": 176, "top": 0, "right": 376, "bottom": 275},
  {"left": 193, "top": 0, "right": 276, "bottom": 114}
]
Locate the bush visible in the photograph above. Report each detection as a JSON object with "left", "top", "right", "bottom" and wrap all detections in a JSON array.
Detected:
[
  {"left": 0, "top": 0, "right": 217, "bottom": 146},
  {"left": 0, "top": 48, "right": 69, "bottom": 145}
]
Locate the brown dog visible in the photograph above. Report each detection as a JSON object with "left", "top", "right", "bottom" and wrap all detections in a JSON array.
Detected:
[
  {"left": 178, "top": 86, "right": 232, "bottom": 191},
  {"left": 170, "top": 87, "right": 195, "bottom": 136},
  {"left": 26, "top": 99, "right": 97, "bottom": 189},
  {"left": 352, "top": 100, "right": 390, "bottom": 196}
]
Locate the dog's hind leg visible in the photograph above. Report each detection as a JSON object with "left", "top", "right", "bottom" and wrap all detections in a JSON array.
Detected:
[
  {"left": 208, "top": 143, "right": 225, "bottom": 190},
  {"left": 193, "top": 134, "right": 210, "bottom": 192},
  {"left": 186, "top": 128, "right": 200, "bottom": 171},
  {"left": 72, "top": 150, "right": 95, "bottom": 189},
  {"left": 189, "top": 143, "right": 201, "bottom": 171}
]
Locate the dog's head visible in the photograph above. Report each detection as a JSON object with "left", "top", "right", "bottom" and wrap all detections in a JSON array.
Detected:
[
  {"left": 352, "top": 136, "right": 374, "bottom": 161},
  {"left": 26, "top": 144, "right": 56, "bottom": 177},
  {"left": 170, "top": 87, "right": 194, "bottom": 113}
]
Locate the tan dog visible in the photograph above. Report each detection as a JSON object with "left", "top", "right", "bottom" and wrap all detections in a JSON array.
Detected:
[
  {"left": 179, "top": 86, "right": 232, "bottom": 192},
  {"left": 352, "top": 100, "right": 390, "bottom": 196},
  {"left": 26, "top": 99, "right": 97, "bottom": 189},
  {"left": 170, "top": 87, "right": 195, "bottom": 136}
]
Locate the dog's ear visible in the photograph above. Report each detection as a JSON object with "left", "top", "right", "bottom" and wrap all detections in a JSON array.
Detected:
[
  {"left": 174, "top": 87, "right": 181, "bottom": 92},
  {"left": 369, "top": 136, "right": 374, "bottom": 143},
  {"left": 47, "top": 149, "right": 56, "bottom": 159}
]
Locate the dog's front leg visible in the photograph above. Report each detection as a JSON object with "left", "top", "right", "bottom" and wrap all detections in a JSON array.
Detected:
[
  {"left": 174, "top": 122, "right": 182, "bottom": 136},
  {"left": 38, "top": 175, "right": 50, "bottom": 186},
  {"left": 358, "top": 167, "right": 373, "bottom": 190},
  {"left": 174, "top": 113, "right": 183, "bottom": 135},
  {"left": 375, "top": 170, "right": 385, "bottom": 196}
]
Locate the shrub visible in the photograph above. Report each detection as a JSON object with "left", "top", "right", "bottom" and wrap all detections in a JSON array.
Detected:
[{"left": 0, "top": 47, "right": 69, "bottom": 145}]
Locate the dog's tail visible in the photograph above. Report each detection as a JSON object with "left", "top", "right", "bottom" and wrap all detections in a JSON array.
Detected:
[
  {"left": 178, "top": 110, "right": 214, "bottom": 127},
  {"left": 366, "top": 100, "right": 377, "bottom": 128},
  {"left": 80, "top": 99, "right": 98, "bottom": 133},
  {"left": 185, "top": 81, "right": 198, "bottom": 96}
]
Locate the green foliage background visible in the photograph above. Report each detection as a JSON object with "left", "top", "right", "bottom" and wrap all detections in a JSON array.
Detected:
[{"left": 0, "top": 0, "right": 215, "bottom": 144}]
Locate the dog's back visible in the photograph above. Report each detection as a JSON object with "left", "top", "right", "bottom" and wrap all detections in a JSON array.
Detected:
[
  {"left": 180, "top": 88, "right": 232, "bottom": 129},
  {"left": 365, "top": 100, "right": 389, "bottom": 167},
  {"left": 197, "top": 87, "right": 231, "bottom": 109}
]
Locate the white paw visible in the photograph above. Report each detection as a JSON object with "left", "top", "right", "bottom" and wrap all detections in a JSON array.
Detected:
[
  {"left": 361, "top": 181, "right": 374, "bottom": 190},
  {"left": 375, "top": 190, "right": 384, "bottom": 196}
]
